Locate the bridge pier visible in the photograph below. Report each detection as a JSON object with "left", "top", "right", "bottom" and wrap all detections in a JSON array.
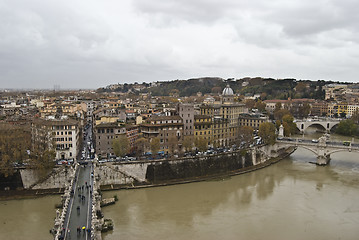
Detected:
[{"left": 316, "top": 154, "right": 331, "bottom": 165}]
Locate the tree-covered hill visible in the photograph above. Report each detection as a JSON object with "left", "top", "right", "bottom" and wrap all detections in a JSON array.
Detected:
[{"left": 98, "top": 77, "right": 348, "bottom": 100}]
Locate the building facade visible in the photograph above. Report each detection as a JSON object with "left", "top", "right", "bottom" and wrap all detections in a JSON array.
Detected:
[
  {"left": 32, "top": 118, "right": 80, "bottom": 160},
  {"left": 141, "top": 115, "right": 183, "bottom": 154}
]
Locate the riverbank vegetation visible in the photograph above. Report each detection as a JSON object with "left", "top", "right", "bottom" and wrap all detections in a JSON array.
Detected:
[
  {"left": 0, "top": 123, "right": 31, "bottom": 177},
  {"left": 0, "top": 122, "right": 55, "bottom": 178},
  {"left": 335, "top": 111, "right": 359, "bottom": 137}
]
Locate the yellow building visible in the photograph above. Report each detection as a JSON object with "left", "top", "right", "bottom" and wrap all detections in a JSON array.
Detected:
[
  {"left": 335, "top": 102, "right": 348, "bottom": 117},
  {"left": 194, "top": 115, "right": 212, "bottom": 146},
  {"left": 199, "top": 85, "right": 246, "bottom": 147}
]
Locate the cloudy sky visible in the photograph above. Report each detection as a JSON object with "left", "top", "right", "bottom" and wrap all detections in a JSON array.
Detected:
[{"left": 1, "top": 0, "right": 358, "bottom": 89}]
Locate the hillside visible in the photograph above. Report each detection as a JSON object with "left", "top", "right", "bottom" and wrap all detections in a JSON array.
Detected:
[{"left": 98, "top": 77, "right": 348, "bottom": 100}]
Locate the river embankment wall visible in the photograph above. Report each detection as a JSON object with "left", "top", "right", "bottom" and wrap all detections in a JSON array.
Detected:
[
  {"left": 99, "top": 145, "right": 295, "bottom": 190},
  {"left": 0, "top": 145, "right": 295, "bottom": 199}
]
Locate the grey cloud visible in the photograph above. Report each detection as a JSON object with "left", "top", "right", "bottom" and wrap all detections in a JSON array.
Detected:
[{"left": 0, "top": 0, "right": 358, "bottom": 89}]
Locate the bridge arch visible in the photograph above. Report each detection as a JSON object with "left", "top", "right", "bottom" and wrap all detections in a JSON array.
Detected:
[
  {"left": 327, "top": 149, "right": 359, "bottom": 155},
  {"left": 295, "top": 145, "right": 318, "bottom": 156},
  {"left": 296, "top": 121, "right": 340, "bottom": 133}
]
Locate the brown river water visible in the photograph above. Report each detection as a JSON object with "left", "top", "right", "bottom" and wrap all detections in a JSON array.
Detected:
[{"left": 1, "top": 131, "right": 359, "bottom": 240}]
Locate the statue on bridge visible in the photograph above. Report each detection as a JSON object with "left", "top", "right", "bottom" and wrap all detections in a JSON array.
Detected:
[{"left": 318, "top": 135, "right": 327, "bottom": 145}]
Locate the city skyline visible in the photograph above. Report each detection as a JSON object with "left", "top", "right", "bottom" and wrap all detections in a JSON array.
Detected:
[{"left": 1, "top": 0, "right": 359, "bottom": 89}]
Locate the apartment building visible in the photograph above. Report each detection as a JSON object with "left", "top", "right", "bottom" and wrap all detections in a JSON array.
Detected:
[{"left": 31, "top": 118, "right": 80, "bottom": 160}]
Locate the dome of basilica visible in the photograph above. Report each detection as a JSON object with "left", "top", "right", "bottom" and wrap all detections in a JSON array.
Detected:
[{"left": 222, "top": 84, "right": 234, "bottom": 96}]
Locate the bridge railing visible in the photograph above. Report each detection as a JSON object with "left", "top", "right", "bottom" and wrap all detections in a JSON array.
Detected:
[{"left": 277, "top": 139, "right": 359, "bottom": 150}]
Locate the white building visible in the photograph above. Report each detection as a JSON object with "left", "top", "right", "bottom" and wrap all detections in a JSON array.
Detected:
[{"left": 32, "top": 118, "right": 80, "bottom": 160}]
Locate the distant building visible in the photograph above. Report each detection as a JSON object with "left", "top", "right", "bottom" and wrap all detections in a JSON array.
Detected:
[
  {"left": 31, "top": 118, "right": 80, "bottom": 160},
  {"left": 93, "top": 107, "right": 126, "bottom": 126},
  {"left": 194, "top": 115, "right": 212, "bottom": 146},
  {"left": 177, "top": 103, "right": 194, "bottom": 136},
  {"left": 311, "top": 101, "right": 328, "bottom": 117},
  {"left": 200, "top": 85, "right": 246, "bottom": 147},
  {"left": 141, "top": 115, "right": 183, "bottom": 153},
  {"left": 323, "top": 84, "right": 348, "bottom": 100},
  {"left": 238, "top": 113, "right": 269, "bottom": 130},
  {"left": 94, "top": 122, "right": 126, "bottom": 158}
]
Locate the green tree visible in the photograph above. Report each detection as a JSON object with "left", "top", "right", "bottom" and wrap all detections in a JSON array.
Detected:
[
  {"left": 237, "top": 126, "right": 253, "bottom": 147},
  {"left": 258, "top": 122, "right": 276, "bottom": 145},
  {"left": 274, "top": 102, "right": 282, "bottom": 112},
  {"left": 150, "top": 137, "right": 160, "bottom": 155},
  {"left": 298, "top": 103, "right": 311, "bottom": 118},
  {"left": 134, "top": 137, "right": 148, "bottom": 157},
  {"left": 0, "top": 154, "right": 13, "bottom": 177},
  {"left": 282, "top": 114, "right": 297, "bottom": 136},
  {"left": 211, "top": 86, "right": 222, "bottom": 94},
  {"left": 255, "top": 100, "right": 266, "bottom": 112},
  {"left": 274, "top": 109, "right": 291, "bottom": 121},
  {"left": 335, "top": 119, "right": 358, "bottom": 136},
  {"left": 351, "top": 109, "right": 359, "bottom": 124},
  {"left": 195, "top": 137, "right": 207, "bottom": 152},
  {"left": 167, "top": 135, "right": 178, "bottom": 155},
  {"left": 244, "top": 99, "right": 256, "bottom": 109},
  {"left": 295, "top": 82, "right": 307, "bottom": 92},
  {"left": 182, "top": 136, "right": 193, "bottom": 152},
  {"left": 112, "top": 135, "right": 130, "bottom": 157},
  {"left": 0, "top": 123, "right": 32, "bottom": 177}
]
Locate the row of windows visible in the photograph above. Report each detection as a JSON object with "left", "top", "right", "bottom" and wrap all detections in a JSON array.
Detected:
[
  {"left": 53, "top": 125, "right": 74, "bottom": 130},
  {"left": 151, "top": 120, "right": 181, "bottom": 124},
  {"left": 195, "top": 125, "right": 210, "bottom": 130},
  {"left": 56, "top": 131, "right": 73, "bottom": 135},
  {"left": 56, "top": 143, "right": 73, "bottom": 149},
  {"left": 195, "top": 131, "right": 211, "bottom": 135},
  {"left": 181, "top": 113, "right": 192, "bottom": 118},
  {"left": 55, "top": 137, "right": 73, "bottom": 142},
  {"left": 98, "top": 128, "right": 114, "bottom": 134}
]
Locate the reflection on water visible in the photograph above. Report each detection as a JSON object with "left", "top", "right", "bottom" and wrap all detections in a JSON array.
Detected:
[{"left": 102, "top": 147, "right": 359, "bottom": 240}]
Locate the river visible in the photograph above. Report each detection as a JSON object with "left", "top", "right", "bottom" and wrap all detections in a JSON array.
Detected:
[{"left": 1, "top": 130, "right": 359, "bottom": 240}]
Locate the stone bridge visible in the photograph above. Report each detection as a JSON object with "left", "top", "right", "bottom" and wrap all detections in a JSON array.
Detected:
[
  {"left": 276, "top": 136, "right": 359, "bottom": 165},
  {"left": 295, "top": 118, "right": 341, "bottom": 133}
]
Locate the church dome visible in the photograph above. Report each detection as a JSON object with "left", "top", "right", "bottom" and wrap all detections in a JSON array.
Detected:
[{"left": 222, "top": 84, "right": 234, "bottom": 96}]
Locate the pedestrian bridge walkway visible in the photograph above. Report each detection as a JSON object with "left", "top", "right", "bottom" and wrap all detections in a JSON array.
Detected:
[{"left": 51, "top": 161, "right": 103, "bottom": 240}]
